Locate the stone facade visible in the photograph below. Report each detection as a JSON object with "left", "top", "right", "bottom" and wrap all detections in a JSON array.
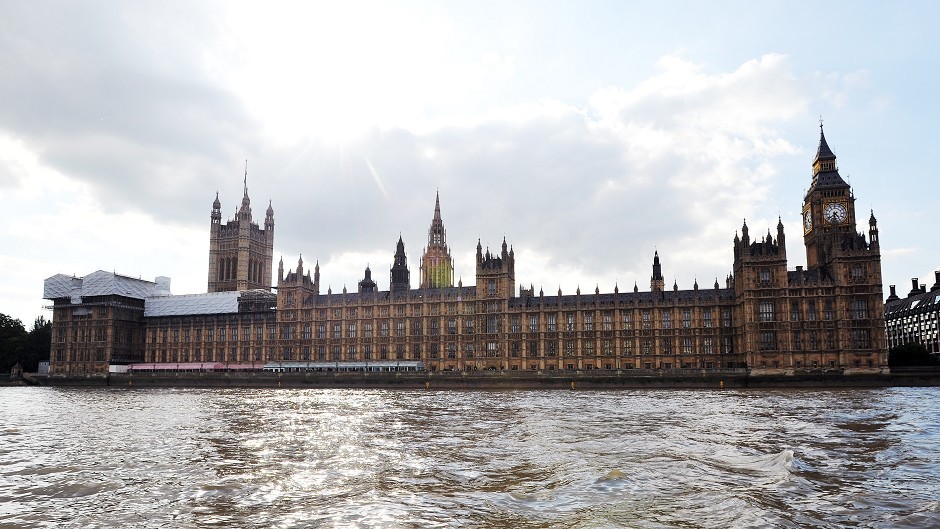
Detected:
[{"left": 44, "top": 127, "right": 888, "bottom": 377}]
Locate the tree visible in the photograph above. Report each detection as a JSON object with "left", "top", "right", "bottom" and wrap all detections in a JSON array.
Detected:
[
  {"left": 0, "top": 313, "right": 27, "bottom": 373},
  {"left": 888, "top": 342, "right": 939, "bottom": 368},
  {"left": 24, "top": 316, "right": 52, "bottom": 372}
]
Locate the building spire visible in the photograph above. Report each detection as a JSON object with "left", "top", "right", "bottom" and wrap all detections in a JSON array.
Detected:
[
  {"left": 433, "top": 189, "right": 442, "bottom": 222},
  {"left": 243, "top": 159, "right": 249, "bottom": 197}
]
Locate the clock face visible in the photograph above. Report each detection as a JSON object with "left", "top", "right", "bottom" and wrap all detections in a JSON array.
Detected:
[
  {"left": 823, "top": 202, "right": 848, "bottom": 224},
  {"left": 803, "top": 210, "right": 813, "bottom": 232}
]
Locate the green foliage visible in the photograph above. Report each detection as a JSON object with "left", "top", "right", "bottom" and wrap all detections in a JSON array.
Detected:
[
  {"left": 888, "top": 342, "right": 939, "bottom": 367},
  {"left": 0, "top": 313, "right": 51, "bottom": 373}
]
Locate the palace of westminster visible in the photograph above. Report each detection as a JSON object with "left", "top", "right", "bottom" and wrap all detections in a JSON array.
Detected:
[{"left": 43, "top": 127, "right": 889, "bottom": 376}]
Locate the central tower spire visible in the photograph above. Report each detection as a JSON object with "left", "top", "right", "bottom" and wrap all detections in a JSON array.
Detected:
[{"left": 420, "top": 191, "right": 454, "bottom": 288}]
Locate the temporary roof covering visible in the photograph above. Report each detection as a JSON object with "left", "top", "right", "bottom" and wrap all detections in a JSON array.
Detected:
[{"left": 144, "top": 291, "right": 241, "bottom": 317}]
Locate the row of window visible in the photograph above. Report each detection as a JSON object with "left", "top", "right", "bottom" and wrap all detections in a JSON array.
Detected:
[{"left": 758, "top": 299, "right": 870, "bottom": 322}]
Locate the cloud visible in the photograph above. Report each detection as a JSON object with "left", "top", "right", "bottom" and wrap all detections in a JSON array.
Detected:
[
  {"left": 260, "top": 53, "right": 813, "bottom": 294},
  {"left": 0, "top": 1, "right": 871, "bottom": 325}
]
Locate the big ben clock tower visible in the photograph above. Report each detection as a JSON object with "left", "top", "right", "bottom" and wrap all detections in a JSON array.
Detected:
[{"left": 802, "top": 123, "right": 857, "bottom": 276}]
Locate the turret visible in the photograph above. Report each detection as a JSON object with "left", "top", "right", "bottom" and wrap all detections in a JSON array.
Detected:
[
  {"left": 650, "top": 251, "right": 664, "bottom": 292},
  {"left": 390, "top": 236, "right": 411, "bottom": 293},
  {"left": 869, "top": 210, "right": 879, "bottom": 250},
  {"left": 358, "top": 266, "right": 377, "bottom": 294}
]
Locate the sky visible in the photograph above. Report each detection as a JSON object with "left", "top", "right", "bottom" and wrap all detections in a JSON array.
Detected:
[{"left": 1, "top": 1, "right": 939, "bottom": 326}]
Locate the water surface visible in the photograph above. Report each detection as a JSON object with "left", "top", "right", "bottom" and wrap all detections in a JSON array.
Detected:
[{"left": 1, "top": 387, "right": 938, "bottom": 528}]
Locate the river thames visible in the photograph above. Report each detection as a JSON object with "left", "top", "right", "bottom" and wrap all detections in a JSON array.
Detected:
[{"left": 1, "top": 387, "right": 938, "bottom": 528}]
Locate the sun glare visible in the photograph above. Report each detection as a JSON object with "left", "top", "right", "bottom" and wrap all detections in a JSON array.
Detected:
[{"left": 213, "top": 2, "right": 456, "bottom": 145}]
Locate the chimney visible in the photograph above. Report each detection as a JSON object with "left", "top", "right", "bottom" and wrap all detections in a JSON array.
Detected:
[
  {"left": 909, "top": 278, "right": 920, "bottom": 297},
  {"left": 887, "top": 285, "right": 899, "bottom": 302},
  {"left": 932, "top": 271, "right": 940, "bottom": 292}
]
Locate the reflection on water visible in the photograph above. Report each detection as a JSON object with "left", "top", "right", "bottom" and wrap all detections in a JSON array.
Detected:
[{"left": 1, "top": 387, "right": 939, "bottom": 528}]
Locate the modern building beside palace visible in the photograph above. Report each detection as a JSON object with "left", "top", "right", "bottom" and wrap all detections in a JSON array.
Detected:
[
  {"left": 884, "top": 273, "right": 940, "bottom": 355},
  {"left": 43, "top": 126, "right": 889, "bottom": 377}
]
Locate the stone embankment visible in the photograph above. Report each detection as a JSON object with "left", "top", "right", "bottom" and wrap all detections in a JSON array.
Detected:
[{"left": 24, "top": 367, "right": 940, "bottom": 389}]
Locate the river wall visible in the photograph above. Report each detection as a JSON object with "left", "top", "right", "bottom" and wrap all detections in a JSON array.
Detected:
[{"left": 26, "top": 368, "right": 940, "bottom": 389}]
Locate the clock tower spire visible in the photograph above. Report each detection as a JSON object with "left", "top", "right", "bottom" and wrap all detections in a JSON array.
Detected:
[{"left": 802, "top": 122, "right": 855, "bottom": 273}]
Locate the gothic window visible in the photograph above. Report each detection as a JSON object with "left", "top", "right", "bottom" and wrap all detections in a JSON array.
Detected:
[
  {"left": 463, "top": 319, "right": 473, "bottom": 335},
  {"left": 510, "top": 342, "right": 520, "bottom": 357},
  {"left": 642, "top": 311, "right": 652, "bottom": 330},
  {"left": 603, "top": 312, "right": 613, "bottom": 331},
  {"left": 332, "top": 346, "right": 341, "bottom": 360},
  {"left": 850, "top": 265, "right": 864, "bottom": 281},
  {"left": 807, "top": 301, "right": 818, "bottom": 321},
  {"left": 302, "top": 347, "right": 310, "bottom": 361},
  {"left": 661, "top": 311, "right": 672, "bottom": 329},
  {"left": 622, "top": 311, "right": 634, "bottom": 330},
  {"left": 528, "top": 315, "right": 538, "bottom": 333},
  {"left": 333, "top": 324, "right": 341, "bottom": 339},
  {"left": 584, "top": 313, "right": 594, "bottom": 331},
  {"left": 824, "top": 300, "right": 834, "bottom": 321},
  {"left": 722, "top": 309, "right": 732, "bottom": 327},
  {"left": 380, "top": 322, "right": 389, "bottom": 337},
  {"left": 703, "top": 337, "right": 714, "bottom": 354},
  {"left": 547, "top": 314, "right": 557, "bottom": 332},
  {"left": 364, "top": 323, "right": 373, "bottom": 338},
  {"left": 662, "top": 339, "right": 672, "bottom": 354},
  {"left": 682, "top": 338, "right": 693, "bottom": 354},
  {"left": 794, "top": 332, "right": 802, "bottom": 350},
  {"left": 759, "top": 332, "right": 776, "bottom": 350},
  {"left": 430, "top": 344, "right": 439, "bottom": 358},
  {"left": 791, "top": 303, "right": 801, "bottom": 322},
  {"left": 564, "top": 341, "right": 575, "bottom": 356},
  {"left": 487, "top": 342, "right": 498, "bottom": 357},
  {"left": 396, "top": 345, "right": 405, "bottom": 359},
  {"left": 465, "top": 343, "right": 475, "bottom": 358},
  {"left": 723, "top": 336, "right": 734, "bottom": 354},
  {"left": 303, "top": 325, "right": 311, "bottom": 340},
  {"left": 566, "top": 313, "right": 576, "bottom": 331},
  {"left": 546, "top": 341, "right": 557, "bottom": 356},
  {"left": 398, "top": 321, "right": 407, "bottom": 336},
  {"left": 682, "top": 309, "right": 692, "bottom": 329},
  {"left": 430, "top": 320, "right": 440, "bottom": 335},
  {"left": 510, "top": 316, "right": 521, "bottom": 333},
  {"left": 641, "top": 339, "right": 653, "bottom": 355},
  {"left": 363, "top": 345, "right": 372, "bottom": 359},
  {"left": 486, "top": 316, "right": 499, "bottom": 334},
  {"left": 853, "top": 329, "right": 871, "bottom": 349},
  {"left": 851, "top": 299, "right": 869, "bottom": 319},
  {"left": 703, "top": 310, "right": 713, "bottom": 328},
  {"left": 759, "top": 302, "right": 774, "bottom": 322},
  {"left": 603, "top": 339, "right": 612, "bottom": 355},
  {"left": 317, "top": 324, "right": 326, "bottom": 339},
  {"left": 447, "top": 344, "right": 457, "bottom": 358},
  {"left": 349, "top": 346, "right": 358, "bottom": 359},
  {"left": 348, "top": 323, "right": 357, "bottom": 338},
  {"left": 759, "top": 269, "right": 771, "bottom": 285},
  {"left": 488, "top": 280, "right": 496, "bottom": 296},
  {"left": 317, "top": 346, "right": 326, "bottom": 360},
  {"left": 584, "top": 341, "right": 595, "bottom": 355}
]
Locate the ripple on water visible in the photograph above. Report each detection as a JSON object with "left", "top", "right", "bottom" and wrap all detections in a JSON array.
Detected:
[{"left": 1, "top": 387, "right": 939, "bottom": 528}]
